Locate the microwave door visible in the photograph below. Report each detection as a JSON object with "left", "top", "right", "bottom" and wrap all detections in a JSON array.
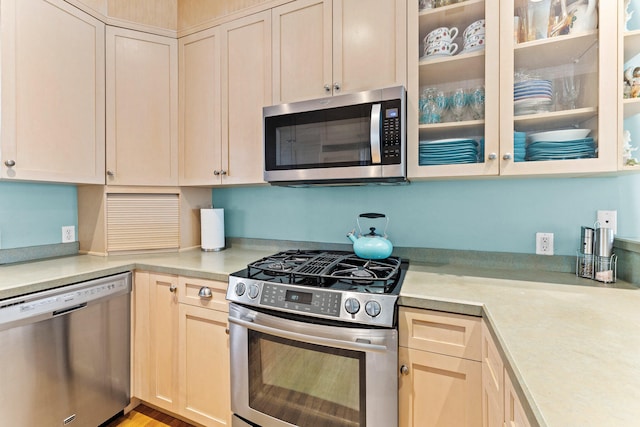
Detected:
[{"left": 370, "top": 103, "right": 382, "bottom": 164}]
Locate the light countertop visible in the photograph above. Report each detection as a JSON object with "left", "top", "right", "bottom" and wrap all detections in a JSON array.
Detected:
[{"left": 1, "top": 248, "right": 638, "bottom": 427}]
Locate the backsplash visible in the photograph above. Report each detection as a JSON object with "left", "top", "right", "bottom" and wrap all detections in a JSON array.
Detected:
[{"left": 213, "top": 174, "right": 640, "bottom": 257}]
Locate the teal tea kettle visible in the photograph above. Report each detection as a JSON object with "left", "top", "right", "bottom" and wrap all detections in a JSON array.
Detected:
[{"left": 347, "top": 213, "right": 393, "bottom": 259}]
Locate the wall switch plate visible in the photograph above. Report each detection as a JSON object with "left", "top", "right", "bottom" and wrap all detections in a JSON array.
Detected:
[
  {"left": 536, "top": 232, "right": 554, "bottom": 255},
  {"left": 596, "top": 210, "right": 617, "bottom": 234},
  {"left": 62, "top": 226, "right": 75, "bottom": 243}
]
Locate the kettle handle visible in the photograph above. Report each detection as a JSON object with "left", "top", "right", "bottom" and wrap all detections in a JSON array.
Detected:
[
  {"left": 356, "top": 213, "right": 389, "bottom": 237},
  {"left": 359, "top": 213, "right": 386, "bottom": 219}
]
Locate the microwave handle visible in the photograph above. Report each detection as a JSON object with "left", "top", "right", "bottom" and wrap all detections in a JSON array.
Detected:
[{"left": 370, "top": 104, "right": 382, "bottom": 164}]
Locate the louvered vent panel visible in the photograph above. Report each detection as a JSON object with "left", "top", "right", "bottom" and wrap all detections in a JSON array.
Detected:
[{"left": 107, "top": 193, "right": 180, "bottom": 252}]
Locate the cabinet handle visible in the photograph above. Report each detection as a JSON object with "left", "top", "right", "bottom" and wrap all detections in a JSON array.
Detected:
[
  {"left": 4, "top": 160, "right": 15, "bottom": 167},
  {"left": 324, "top": 84, "right": 331, "bottom": 93},
  {"left": 220, "top": 170, "right": 227, "bottom": 176},
  {"left": 400, "top": 365, "right": 409, "bottom": 375},
  {"left": 198, "top": 286, "right": 213, "bottom": 299},
  {"left": 106, "top": 170, "right": 115, "bottom": 177},
  {"left": 213, "top": 170, "right": 220, "bottom": 176},
  {"left": 169, "top": 285, "right": 177, "bottom": 293},
  {"left": 333, "top": 82, "right": 341, "bottom": 92},
  {"left": 488, "top": 153, "right": 497, "bottom": 160},
  {"left": 503, "top": 153, "right": 513, "bottom": 160},
  {"left": 225, "top": 328, "right": 230, "bottom": 335}
]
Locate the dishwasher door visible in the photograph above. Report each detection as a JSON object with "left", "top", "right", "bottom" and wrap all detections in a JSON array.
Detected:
[{"left": 0, "top": 272, "right": 131, "bottom": 427}]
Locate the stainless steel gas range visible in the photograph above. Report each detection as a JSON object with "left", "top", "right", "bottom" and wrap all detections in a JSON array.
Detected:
[{"left": 226, "top": 250, "right": 408, "bottom": 427}]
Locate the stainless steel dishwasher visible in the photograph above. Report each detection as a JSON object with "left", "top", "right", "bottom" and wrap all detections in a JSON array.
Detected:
[{"left": 0, "top": 272, "right": 132, "bottom": 427}]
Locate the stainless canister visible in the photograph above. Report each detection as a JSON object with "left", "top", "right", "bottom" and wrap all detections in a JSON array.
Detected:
[
  {"left": 580, "top": 226, "right": 594, "bottom": 254},
  {"left": 594, "top": 227, "right": 614, "bottom": 257}
]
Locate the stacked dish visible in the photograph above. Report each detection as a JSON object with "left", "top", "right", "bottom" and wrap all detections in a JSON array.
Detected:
[
  {"left": 525, "top": 129, "right": 596, "bottom": 161},
  {"left": 419, "top": 138, "right": 479, "bottom": 165},
  {"left": 514, "top": 79, "right": 553, "bottom": 115},
  {"left": 514, "top": 131, "right": 526, "bottom": 162}
]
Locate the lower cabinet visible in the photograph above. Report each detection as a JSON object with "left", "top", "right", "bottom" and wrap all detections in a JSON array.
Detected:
[
  {"left": 398, "top": 307, "right": 482, "bottom": 427},
  {"left": 133, "top": 271, "right": 231, "bottom": 426}
]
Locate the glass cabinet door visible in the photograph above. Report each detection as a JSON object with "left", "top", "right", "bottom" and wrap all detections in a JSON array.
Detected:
[
  {"left": 621, "top": 0, "right": 640, "bottom": 170},
  {"left": 408, "top": 0, "right": 500, "bottom": 178},
  {"left": 499, "top": 0, "right": 617, "bottom": 175}
]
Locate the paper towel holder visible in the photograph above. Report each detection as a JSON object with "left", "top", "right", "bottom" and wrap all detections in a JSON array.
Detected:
[{"left": 201, "top": 207, "right": 226, "bottom": 251}]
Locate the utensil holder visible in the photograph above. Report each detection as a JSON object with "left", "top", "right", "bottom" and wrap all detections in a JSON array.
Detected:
[{"left": 593, "top": 254, "right": 617, "bottom": 284}]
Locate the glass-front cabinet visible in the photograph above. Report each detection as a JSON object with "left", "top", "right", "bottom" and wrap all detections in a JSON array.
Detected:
[
  {"left": 408, "top": 0, "right": 618, "bottom": 180},
  {"left": 408, "top": 0, "right": 500, "bottom": 178},
  {"left": 620, "top": 0, "right": 640, "bottom": 170}
]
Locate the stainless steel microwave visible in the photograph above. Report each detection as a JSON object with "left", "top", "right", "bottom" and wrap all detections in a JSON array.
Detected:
[{"left": 263, "top": 86, "right": 407, "bottom": 186}]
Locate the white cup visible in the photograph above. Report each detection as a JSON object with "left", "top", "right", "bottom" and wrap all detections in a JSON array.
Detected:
[
  {"left": 463, "top": 19, "right": 485, "bottom": 39},
  {"left": 464, "top": 33, "right": 486, "bottom": 46},
  {"left": 425, "top": 41, "right": 459, "bottom": 57},
  {"left": 424, "top": 26, "right": 459, "bottom": 45}
]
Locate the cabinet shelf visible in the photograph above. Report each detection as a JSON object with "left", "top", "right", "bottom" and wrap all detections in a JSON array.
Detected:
[
  {"left": 623, "top": 98, "right": 640, "bottom": 118},
  {"left": 418, "top": 0, "right": 484, "bottom": 36},
  {"left": 513, "top": 107, "right": 597, "bottom": 132},
  {"left": 514, "top": 30, "right": 598, "bottom": 70},
  {"left": 624, "top": 29, "right": 640, "bottom": 60},
  {"left": 419, "top": 50, "right": 485, "bottom": 86}
]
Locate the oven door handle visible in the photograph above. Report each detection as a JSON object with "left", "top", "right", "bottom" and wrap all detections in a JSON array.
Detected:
[{"left": 229, "top": 316, "right": 389, "bottom": 353}]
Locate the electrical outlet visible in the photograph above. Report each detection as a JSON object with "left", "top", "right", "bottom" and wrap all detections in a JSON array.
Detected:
[
  {"left": 597, "top": 210, "right": 617, "bottom": 234},
  {"left": 536, "top": 232, "right": 554, "bottom": 255},
  {"left": 62, "top": 226, "right": 75, "bottom": 243}
]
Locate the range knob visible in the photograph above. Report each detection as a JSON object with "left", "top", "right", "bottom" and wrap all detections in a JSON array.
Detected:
[
  {"left": 235, "top": 282, "right": 246, "bottom": 296},
  {"left": 344, "top": 298, "right": 361, "bottom": 315},
  {"left": 365, "top": 301, "right": 381, "bottom": 317},
  {"left": 248, "top": 284, "right": 260, "bottom": 299}
]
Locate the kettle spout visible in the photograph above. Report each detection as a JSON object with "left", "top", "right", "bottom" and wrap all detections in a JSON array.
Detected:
[{"left": 347, "top": 230, "right": 358, "bottom": 243}]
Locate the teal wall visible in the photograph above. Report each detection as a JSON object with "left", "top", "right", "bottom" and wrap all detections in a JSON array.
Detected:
[
  {"left": 0, "top": 182, "right": 77, "bottom": 249},
  {"left": 213, "top": 175, "right": 640, "bottom": 256}
]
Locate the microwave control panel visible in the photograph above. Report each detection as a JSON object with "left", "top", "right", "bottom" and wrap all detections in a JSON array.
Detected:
[{"left": 381, "top": 100, "right": 402, "bottom": 164}]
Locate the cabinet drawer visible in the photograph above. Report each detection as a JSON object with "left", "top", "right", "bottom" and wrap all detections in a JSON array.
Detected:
[
  {"left": 399, "top": 307, "right": 481, "bottom": 361},
  {"left": 178, "top": 277, "right": 228, "bottom": 312}
]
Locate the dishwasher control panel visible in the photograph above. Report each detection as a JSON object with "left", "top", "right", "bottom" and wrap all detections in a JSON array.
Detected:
[{"left": 0, "top": 272, "right": 131, "bottom": 326}]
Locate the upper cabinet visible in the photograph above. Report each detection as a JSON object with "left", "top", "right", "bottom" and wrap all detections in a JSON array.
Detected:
[
  {"left": 271, "top": 0, "right": 407, "bottom": 104},
  {"left": 0, "top": 0, "right": 105, "bottom": 184},
  {"left": 179, "top": 11, "right": 270, "bottom": 186},
  {"left": 409, "top": 0, "right": 618, "bottom": 180},
  {"left": 106, "top": 27, "right": 179, "bottom": 186},
  {"left": 620, "top": 0, "right": 640, "bottom": 171}
]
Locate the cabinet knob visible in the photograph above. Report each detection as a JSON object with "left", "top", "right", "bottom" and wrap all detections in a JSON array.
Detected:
[
  {"left": 488, "top": 153, "right": 497, "bottom": 160},
  {"left": 198, "top": 286, "right": 213, "bottom": 299},
  {"left": 220, "top": 170, "right": 227, "bottom": 176},
  {"left": 213, "top": 170, "right": 220, "bottom": 176},
  {"left": 4, "top": 160, "right": 15, "bottom": 167},
  {"left": 333, "top": 82, "right": 341, "bottom": 92},
  {"left": 169, "top": 284, "right": 177, "bottom": 293},
  {"left": 106, "top": 170, "right": 115, "bottom": 177},
  {"left": 324, "top": 84, "right": 331, "bottom": 93},
  {"left": 503, "top": 153, "right": 513, "bottom": 160},
  {"left": 400, "top": 365, "right": 409, "bottom": 375},
  {"left": 225, "top": 328, "right": 230, "bottom": 335}
]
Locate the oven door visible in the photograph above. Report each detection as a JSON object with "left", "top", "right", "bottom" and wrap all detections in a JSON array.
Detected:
[{"left": 228, "top": 303, "right": 398, "bottom": 427}]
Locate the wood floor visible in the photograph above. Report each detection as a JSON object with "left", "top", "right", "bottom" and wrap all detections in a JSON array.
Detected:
[{"left": 103, "top": 404, "right": 195, "bottom": 427}]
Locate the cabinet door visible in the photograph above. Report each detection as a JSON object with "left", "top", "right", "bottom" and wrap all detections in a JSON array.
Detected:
[
  {"left": 0, "top": 0, "right": 105, "bottom": 184},
  {"left": 179, "top": 27, "right": 223, "bottom": 186},
  {"left": 504, "top": 371, "right": 532, "bottom": 427},
  {"left": 620, "top": 3, "right": 640, "bottom": 170},
  {"left": 219, "top": 11, "right": 271, "bottom": 186},
  {"left": 272, "top": 0, "right": 332, "bottom": 103},
  {"left": 399, "top": 346, "right": 482, "bottom": 427},
  {"left": 499, "top": 1, "right": 617, "bottom": 176},
  {"left": 106, "top": 27, "right": 178, "bottom": 186},
  {"left": 178, "top": 304, "right": 230, "bottom": 426},
  {"left": 147, "top": 273, "right": 179, "bottom": 411},
  {"left": 482, "top": 322, "right": 504, "bottom": 427},
  {"left": 333, "top": 0, "right": 407, "bottom": 95}
]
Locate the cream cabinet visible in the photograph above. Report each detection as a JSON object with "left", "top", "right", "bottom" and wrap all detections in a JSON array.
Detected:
[
  {"left": 106, "top": 27, "right": 178, "bottom": 186},
  {"left": 398, "top": 307, "right": 482, "bottom": 427},
  {"left": 409, "top": 0, "right": 618, "bottom": 180},
  {"left": 504, "top": 370, "right": 532, "bottom": 427},
  {"left": 271, "top": 0, "right": 407, "bottom": 104},
  {"left": 481, "top": 321, "right": 504, "bottom": 427},
  {"left": 0, "top": 0, "right": 105, "bottom": 184},
  {"left": 133, "top": 272, "right": 231, "bottom": 426},
  {"left": 619, "top": 1, "right": 640, "bottom": 170},
  {"left": 178, "top": 11, "right": 270, "bottom": 186}
]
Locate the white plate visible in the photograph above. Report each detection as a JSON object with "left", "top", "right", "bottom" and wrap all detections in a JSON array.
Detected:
[{"left": 528, "top": 129, "right": 592, "bottom": 142}]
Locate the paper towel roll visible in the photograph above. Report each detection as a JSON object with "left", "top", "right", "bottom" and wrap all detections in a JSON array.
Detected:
[{"left": 201, "top": 208, "right": 225, "bottom": 251}]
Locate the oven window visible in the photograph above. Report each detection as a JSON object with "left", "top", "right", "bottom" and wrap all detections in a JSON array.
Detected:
[{"left": 248, "top": 330, "right": 366, "bottom": 427}]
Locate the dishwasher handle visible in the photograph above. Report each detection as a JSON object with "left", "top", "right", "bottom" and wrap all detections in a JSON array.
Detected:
[{"left": 53, "top": 303, "right": 87, "bottom": 317}]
